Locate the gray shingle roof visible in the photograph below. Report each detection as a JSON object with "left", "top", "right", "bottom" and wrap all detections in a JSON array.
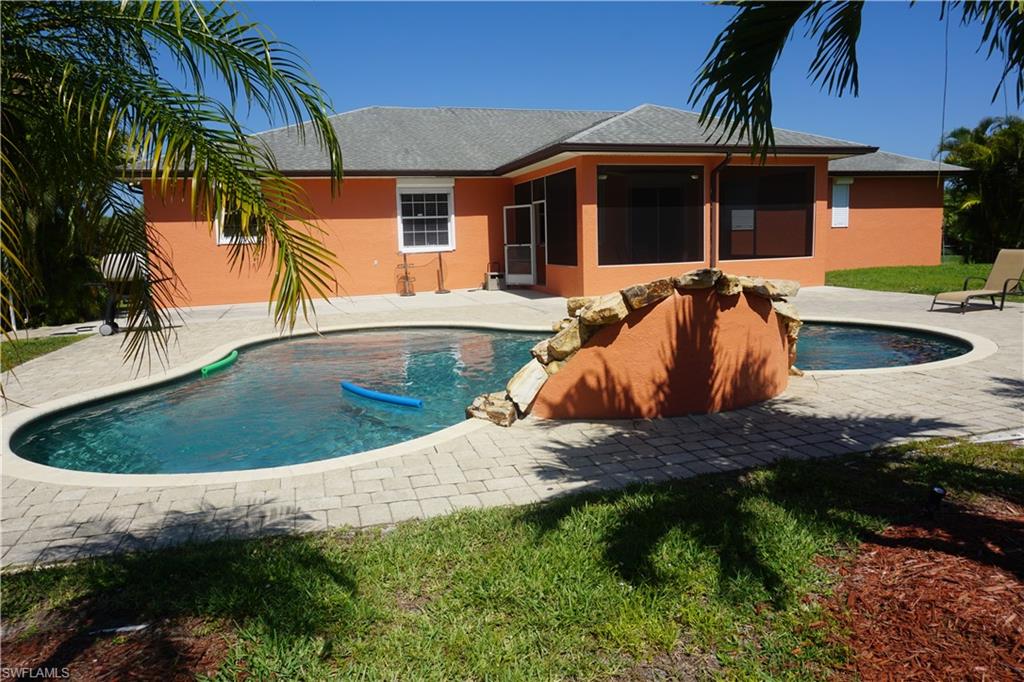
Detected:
[
  {"left": 255, "top": 106, "right": 617, "bottom": 174},
  {"left": 827, "top": 150, "right": 962, "bottom": 174},
  {"left": 828, "top": 150, "right": 969, "bottom": 175},
  {"left": 562, "top": 104, "right": 871, "bottom": 150},
  {"left": 253, "top": 103, "right": 878, "bottom": 175}
]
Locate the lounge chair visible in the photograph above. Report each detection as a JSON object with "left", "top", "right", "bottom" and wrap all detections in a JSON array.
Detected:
[{"left": 930, "top": 249, "right": 1024, "bottom": 312}]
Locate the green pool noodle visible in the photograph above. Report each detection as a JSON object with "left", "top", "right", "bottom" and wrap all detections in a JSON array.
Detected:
[{"left": 200, "top": 350, "right": 238, "bottom": 377}]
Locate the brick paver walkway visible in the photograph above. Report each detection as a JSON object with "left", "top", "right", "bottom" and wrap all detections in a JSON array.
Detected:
[{"left": 2, "top": 287, "right": 1021, "bottom": 568}]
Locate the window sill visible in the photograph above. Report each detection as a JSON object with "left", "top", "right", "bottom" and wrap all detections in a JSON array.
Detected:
[
  {"left": 399, "top": 246, "right": 456, "bottom": 255},
  {"left": 718, "top": 255, "right": 815, "bottom": 262},
  {"left": 597, "top": 259, "right": 705, "bottom": 268},
  {"left": 216, "top": 238, "right": 262, "bottom": 246}
]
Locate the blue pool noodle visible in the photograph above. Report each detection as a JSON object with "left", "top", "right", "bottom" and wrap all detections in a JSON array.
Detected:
[{"left": 341, "top": 381, "right": 423, "bottom": 408}]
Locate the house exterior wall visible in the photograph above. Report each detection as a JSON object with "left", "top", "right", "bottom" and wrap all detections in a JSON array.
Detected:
[
  {"left": 510, "top": 154, "right": 831, "bottom": 297},
  {"left": 824, "top": 176, "right": 943, "bottom": 271},
  {"left": 143, "top": 177, "right": 512, "bottom": 307},
  {"left": 143, "top": 159, "right": 944, "bottom": 308}
]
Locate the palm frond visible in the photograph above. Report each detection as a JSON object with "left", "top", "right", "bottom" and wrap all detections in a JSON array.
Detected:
[
  {"left": 805, "top": 1, "right": 863, "bottom": 97},
  {"left": 691, "top": 0, "right": 1023, "bottom": 158},
  {"left": 689, "top": 2, "right": 814, "bottom": 157},
  {"left": 954, "top": 0, "right": 1024, "bottom": 107},
  {"left": 2, "top": 0, "right": 344, "bottom": 372}
]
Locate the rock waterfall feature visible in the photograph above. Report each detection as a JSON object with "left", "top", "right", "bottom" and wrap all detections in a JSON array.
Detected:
[{"left": 466, "top": 269, "right": 802, "bottom": 425}]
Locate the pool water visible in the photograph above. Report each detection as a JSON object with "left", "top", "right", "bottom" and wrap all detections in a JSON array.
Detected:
[
  {"left": 11, "top": 323, "right": 973, "bottom": 476},
  {"left": 796, "top": 322, "right": 971, "bottom": 371},
  {"left": 12, "top": 329, "right": 543, "bottom": 474}
]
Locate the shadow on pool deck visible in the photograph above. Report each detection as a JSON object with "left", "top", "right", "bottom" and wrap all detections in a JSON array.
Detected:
[{"left": 986, "top": 376, "right": 1024, "bottom": 406}]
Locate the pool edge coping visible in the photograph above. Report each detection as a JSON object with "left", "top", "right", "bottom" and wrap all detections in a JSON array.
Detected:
[{"left": 1, "top": 316, "right": 998, "bottom": 488}]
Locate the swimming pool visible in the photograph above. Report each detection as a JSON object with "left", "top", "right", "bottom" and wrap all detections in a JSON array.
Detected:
[
  {"left": 11, "top": 329, "right": 543, "bottom": 474},
  {"left": 9, "top": 322, "right": 973, "bottom": 475},
  {"left": 797, "top": 322, "right": 971, "bottom": 371}
]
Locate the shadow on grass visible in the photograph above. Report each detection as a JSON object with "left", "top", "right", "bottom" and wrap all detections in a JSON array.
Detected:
[
  {"left": 3, "top": 504, "right": 358, "bottom": 679},
  {"left": 521, "top": 435, "right": 1024, "bottom": 609}
]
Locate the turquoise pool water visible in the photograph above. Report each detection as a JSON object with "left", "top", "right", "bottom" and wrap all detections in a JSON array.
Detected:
[
  {"left": 10, "top": 323, "right": 972, "bottom": 475},
  {"left": 796, "top": 322, "right": 971, "bottom": 371},
  {"left": 12, "top": 329, "right": 543, "bottom": 474}
]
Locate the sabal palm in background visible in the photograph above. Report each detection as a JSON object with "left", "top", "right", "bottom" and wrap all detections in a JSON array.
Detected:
[
  {"left": 1, "top": 0, "right": 342, "bottom": 366},
  {"left": 940, "top": 116, "right": 1024, "bottom": 262}
]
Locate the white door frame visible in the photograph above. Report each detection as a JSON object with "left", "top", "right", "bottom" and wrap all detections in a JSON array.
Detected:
[{"left": 503, "top": 204, "right": 535, "bottom": 286}]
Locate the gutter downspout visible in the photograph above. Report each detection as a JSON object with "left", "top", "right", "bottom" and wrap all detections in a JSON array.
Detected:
[{"left": 709, "top": 152, "right": 732, "bottom": 269}]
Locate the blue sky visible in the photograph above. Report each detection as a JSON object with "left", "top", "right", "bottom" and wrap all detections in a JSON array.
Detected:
[{"left": 183, "top": 2, "right": 1020, "bottom": 160}]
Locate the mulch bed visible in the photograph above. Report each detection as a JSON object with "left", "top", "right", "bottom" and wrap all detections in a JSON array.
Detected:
[
  {"left": 0, "top": 617, "right": 233, "bottom": 681},
  {"left": 826, "top": 501, "right": 1024, "bottom": 681}
]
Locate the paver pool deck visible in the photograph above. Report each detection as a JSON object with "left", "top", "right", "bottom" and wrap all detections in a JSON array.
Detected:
[{"left": 2, "top": 286, "right": 1021, "bottom": 568}]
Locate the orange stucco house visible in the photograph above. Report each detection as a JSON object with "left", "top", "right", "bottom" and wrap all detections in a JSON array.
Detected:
[{"left": 142, "top": 104, "right": 967, "bottom": 306}]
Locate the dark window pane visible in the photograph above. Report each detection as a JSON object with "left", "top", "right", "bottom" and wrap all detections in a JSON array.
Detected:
[
  {"left": 719, "top": 167, "right": 814, "bottom": 260},
  {"left": 597, "top": 166, "right": 703, "bottom": 265},
  {"left": 514, "top": 182, "right": 531, "bottom": 206},
  {"left": 544, "top": 169, "right": 577, "bottom": 266},
  {"left": 534, "top": 201, "right": 546, "bottom": 245},
  {"left": 532, "top": 178, "right": 545, "bottom": 200},
  {"left": 222, "top": 211, "right": 243, "bottom": 238},
  {"left": 220, "top": 210, "right": 264, "bottom": 243}
]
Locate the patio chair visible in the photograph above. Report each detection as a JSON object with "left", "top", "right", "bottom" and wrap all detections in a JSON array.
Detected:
[{"left": 930, "top": 249, "right": 1024, "bottom": 312}]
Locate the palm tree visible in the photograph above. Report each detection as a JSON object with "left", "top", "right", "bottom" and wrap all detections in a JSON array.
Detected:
[
  {"left": 940, "top": 116, "right": 1024, "bottom": 261},
  {"left": 690, "top": 1, "right": 1024, "bottom": 156},
  {"left": 1, "top": 0, "right": 343, "bottom": 366}
]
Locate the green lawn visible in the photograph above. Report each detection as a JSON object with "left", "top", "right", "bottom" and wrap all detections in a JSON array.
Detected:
[
  {"left": 3, "top": 440, "right": 1021, "bottom": 680},
  {"left": 825, "top": 261, "right": 1023, "bottom": 300},
  {"left": 1, "top": 334, "right": 88, "bottom": 372}
]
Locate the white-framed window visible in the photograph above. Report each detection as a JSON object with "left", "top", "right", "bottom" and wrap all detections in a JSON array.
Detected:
[
  {"left": 213, "top": 207, "right": 262, "bottom": 245},
  {"left": 396, "top": 178, "right": 455, "bottom": 253},
  {"left": 831, "top": 178, "right": 852, "bottom": 228}
]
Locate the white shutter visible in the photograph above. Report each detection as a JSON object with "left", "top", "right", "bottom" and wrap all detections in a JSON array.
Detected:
[{"left": 831, "top": 182, "right": 850, "bottom": 228}]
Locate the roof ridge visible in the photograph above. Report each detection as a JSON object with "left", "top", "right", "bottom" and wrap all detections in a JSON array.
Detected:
[
  {"left": 878, "top": 150, "right": 970, "bottom": 170},
  {"left": 338, "top": 104, "right": 622, "bottom": 115},
  {"left": 563, "top": 104, "right": 656, "bottom": 142},
  {"left": 249, "top": 105, "right": 385, "bottom": 138},
  {"left": 873, "top": 149, "right": 942, "bottom": 162},
  {"left": 485, "top": 110, "right": 625, "bottom": 169},
  {"left": 252, "top": 104, "right": 622, "bottom": 139},
  {"left": 636, "top": 103, "right": 876, "bottom": 148},
  {"left": 769, "top": 121, "right": 870, "bottom": 147}
]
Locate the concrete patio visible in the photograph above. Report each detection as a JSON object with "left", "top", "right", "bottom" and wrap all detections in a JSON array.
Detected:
[{"left": 2, "top": 286, "right": 1021, "bottom": 568}]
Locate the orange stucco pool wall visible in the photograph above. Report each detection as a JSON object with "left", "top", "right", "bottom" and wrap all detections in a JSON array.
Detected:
[
  {"left": 143, "top": 159, "right": 945, "bottom": 307},
  {"left": 530, "top": 288, "right": 791, "bottom": 419},
  {"left": 824, "top": 176, "right": 943, "bottom": 271}
]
